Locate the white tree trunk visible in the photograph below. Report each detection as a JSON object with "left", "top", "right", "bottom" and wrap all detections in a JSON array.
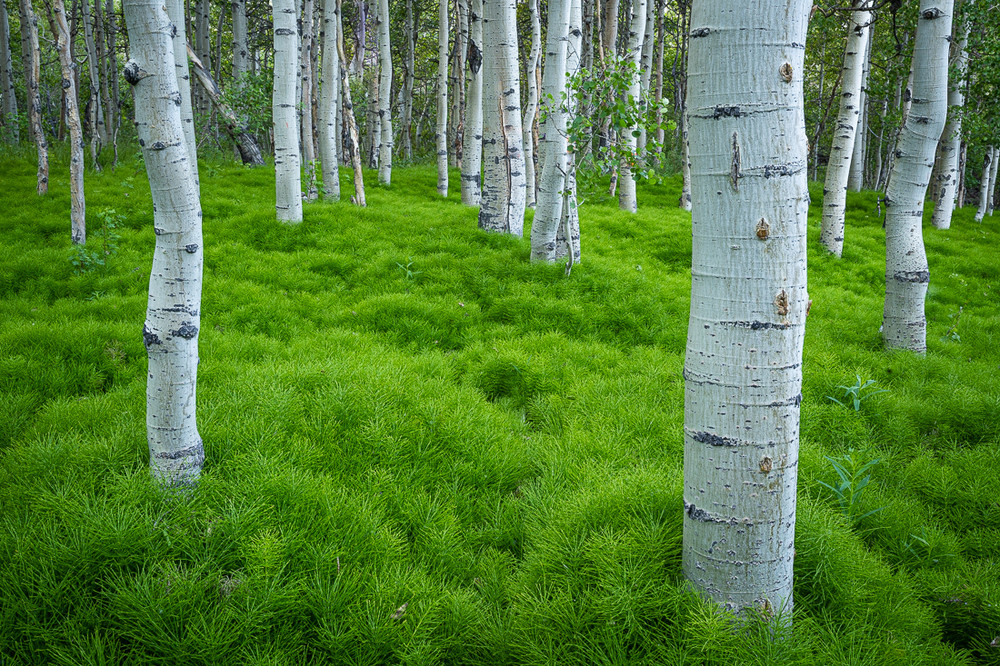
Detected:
[
  {"left": 273, "top": 0, "right": 303, "bottom": 222},
  {"left": 554, "top": 0, "right": 582, "bottom": 264},
  {"left": 436, "top": 0, "right": 450, "bottom": 196},
  {"left": 530, "top": 0, "right": 571, "bottom": 261},
  {"left": 302, "top": 0, "right": 319, "bottom": 201},
  {"left": 337, "top": 0, "right": 365, "bottom": 206},
  {"left": 636, "top": 0, "right": 654, "bottom": 156},
  {"left": 820, "top": 3, "right": 872, "bottom": 257},
  {"left": 232, "top": 0, "right": 250, "bottom": 83},
  {"left": 478, "top": 0, "right": 525, "bottom": 235},
  {"left": 930, "top": 7, "right": 969, "bottom": 230},
  {"left": 683, "top": 0, "right": 810, "bottom": 619},
  {"left": 617, "top": 0, "right": 647, "bottom": 213},
  {"left": 0, "top": 0, "right": 18, "bottom": 143},
  {"left": 19, "top": 0, "right": 46, "bottom": 193},
  {"left": 320, "top": 0, "right": 341, "bottom": 200},
  {"left": 460, "top": 0, "right": 483, "bottom": 206},
  {"left": 883, "top": 0, "right": 952, "bottom": 353},
  {"left": 522, "top": 0, "right": 541, "bottom": 208},
  {"left": 975, "top": 147, "right": 992, "bottom": 222},
  {"left": 50, "top": 0, "right": 86, "bottom": 245},
  {"left": 123, "top": 0, "right": 205, "bottom": 486},
  {"left": 82, "top": 0, "right": 107, "bottom": 155},
  {"left": 400, "top": 0, "right": 415, "bottom": 158},
  {"left": 377, "top": 0, "right": 392, "bottom": 184},
  {"left": 164, "top": 0, "right": 198, "bottom": 187},
  {"left": 988, "top": 145, "right": 999, "bottom": 217},
  {"left": 847, "top": 31, "right": 871, "bottom": 193}
]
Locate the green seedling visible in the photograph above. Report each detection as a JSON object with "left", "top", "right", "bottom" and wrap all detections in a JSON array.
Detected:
[
  {"left": 826, "top": 375, "right": 886, "bottom": 411},
  {"left": 817, "top": 450, "right": 885, "bottom": 526}
]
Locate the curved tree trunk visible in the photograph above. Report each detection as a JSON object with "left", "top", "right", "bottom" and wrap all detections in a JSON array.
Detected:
[
  {"left": 617, "top": 0, "right": 647, "bottom": 213},
  {"left": 930, "top": 6, "right": 969, "bottom": 230},
  {"left": 820, "top": 3, "right": 872, "bottom": 257},
  {"left": 377, "top": 0, "right": 392, "bottom": 184},
  {"left": 883, "top": 0, "right": 952, "bottom": 353},
  {"left": 478, "top": 0, "right": 525, "bottom": 235},
  {"left": 19, "top": 0, "right": 47, "bottom": 193},
  {"left": 460, "top": 0, "right": 483, "bottom": 206},
  {"left": 436, "top": 0, "right": 449, "bottom": 195},
  {"left": 165, "top": 0, "right": 199, "bottom": 186},
  {"left": 50, "top": 0, "right": 86, "bottom": 245},
  {"left": 123, "top": 0, "right": 205, "bottom": 486},
  {"left": 522, "top": 0, "right": 541, "bottom": 208},
  {"left": 684, "top": 0, "right": 810, "bottom": 620},
  {"left": 273, "top": 0, "right": 304, "bottom": 222},
  {"left": 320, "top": 0, "right": 341, "bottom": 200}
]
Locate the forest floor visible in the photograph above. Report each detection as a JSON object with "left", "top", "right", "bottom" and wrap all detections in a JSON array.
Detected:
[{"left": 1, "top": 150, "right": 999, "bottom": 665}]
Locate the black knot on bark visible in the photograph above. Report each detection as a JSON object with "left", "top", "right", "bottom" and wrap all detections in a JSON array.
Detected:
[
  {"left": 691, "top": 27, "right": 710, "bottom": 38},
  {"left": 151, "top": 141, "right": 167, "bottom": 150},
  {"left": 123, "top": 59, "right": 147, "bottom": 86},
  {"left": 61, "top": 78, "right": 71, "bottom": 90},
  {"left": 713, "top": 105, "right": 741, "bottom": 118},
  {"left": 142, "top": 325, "right": 161, "bottom": 348},
  {"left": 921, "top": 7, "right": 945, "bottom": 19},
  {"left": 174, "top": 323, "right": 199, "bottom": 339},
  {"left": 185, "top": 244, "right": 200, "bottom": 253}
]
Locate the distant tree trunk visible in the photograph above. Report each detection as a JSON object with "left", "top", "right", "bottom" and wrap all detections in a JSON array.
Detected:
[
  {"left": 820, "top": 2, "right": 872, "bottom": 257},
  {"left": 337, "top": 0, "right": 366, "bottom": 206},
  {"left": 165, "top": 0, "right": 199, "bottom": 186},
  {"left": 273, "top": 0, "right": 304, "bottom": 222},
  {"left": 365, "top": 0, "right": 381, "bottom": 169},
  {"left": 636, "top": 0, "right": 654, "bottom": 156},
  {"left": 195, "top": 0, "right": 211, "bottom": 116},
  {"left": 436, "top": 0, "right": 449, "bottom": 196},
  {"left": 601, "top": 0, "right": 618, "bottom": 58},
  {"left": 102, "top": 0, "right": 121, "bottom": 166},
  {"left": 883, "top": 0, "right": 952, "bottom": 353},
  {"left": 49, "top": 0, "right": 86, "bottom": 245},
  {"left": 651, "top": 0, "right": 665, "bottom": 162},
  {"left": 123, "top": 0, "right": 205, "bottom": 486},
  {"left": 522, "top": 0, "right": 541, "bottom": 208},
  {"left": 452, "top": 0, "right": 468, "bottom": 169},
  {"left": 186, "top": 45, "right": 264, "bottom": 165},
  {"left": 81, "top": 0, "right": 107, "bottom": 164},
  {"left": 0, "top": 0, "right": 19, "bottom": 143},
  {"left": 376, "top": 0, "right": 392, "bottom": 184},
  {"left": 553, "top": 0, "right": 582, "bottom": 264},
  {"left": 956, "top": 141, "right": 966, "bottom": 207},
  {"left": 460, "top": 0, "right": 483, "bottom": 205},
  {"left": 19, "top": 0, "right": 46, "bottom": 193},
  {"left": 478, "top": 0, "right": 525, "bottom": 235},
  {"left": 930, "top": 6, "right": 969, "bottom": 230},
  {"left": 974, "top": 147, "right": 992, "bottom": 222},
  {"left": 847, "top": 30, "right": 872, "bottom": 192},
  {"left": 302, "top": 0, "right": 319, "bottom": 200},
  {"left": 618, "top": 0, "right": 647, "bottom": 213},
  {"left": 400, "top": 0, "right": 415, "bottom": 158},
  {"left": 232, "top": 0, "right": 249, "bottom": 82},
  {"left": 988, "top": 145, "right": 999, "bottom": 217},
  {"left": 320, "top": 0, "right": 341, "bottom": 200},
  {"left": 684, "top": 0, "right": 810, "bottom": 620}
]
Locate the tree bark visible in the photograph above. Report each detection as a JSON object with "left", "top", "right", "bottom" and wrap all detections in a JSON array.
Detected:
[
  {"left": 320, "top": 0, "right": 341, "bottom": 200},
  {"left": 930, "top": 5, "right": 969, "bottom": 230},
  {"left": 337, "top": 0, "right": 366, "bottom": 206},
  {"left": 553, "top": 0, "right": 582, "bottom": 265},
  {"left": 19, "top": 0, "right": 47, "bottom": 193},
  {"left": 883, "top": 0, "right": 952, "bottom": 353},
  {"left": 436, "top": 0, "right": 450, "bottom": 195},
  {"left": 636, "top": 0, "right": 655, "bottom": 156},
  {"left": 683, "top": 0, "right": 810, "bottom": 620},
  {"left": 847, "top": 29, "right": 872, "bottom": 192},
  {"left": 400, "top": 0, "right": 415, "bottom": 158},
  {"left": 988, "top": 144, "right": 999, "bottom": 217},
  {"left": 460, "top": 0, "right": 483, "bottom": 205},
  {"left": 820, "top": 2, "right": 872, "bottom": 257},
  {"left": 522, "top": 0, "right": 541, "bottom": 208},
  {"left": 617, "top": 0, "right": 647, "bottom": 213},
  {"left": 123, "top": 0, "right": 205, "bottom": 486},
  {"left": 1, "top": 0, "right": 19, "bottom": 143},
  {"left": 49, "top": 0, "right": 86, "bottom": 245},
  {"left": 478, "top": 0, "right": 525, "bottom": 235},
  {"left": 165, "top": 0, "right": 199, "bottom": 187},
  {"left": 232, "top": 0, "right": 249, "bottom": 83},
  {"left": 302, "top": 0, "right": 319, "bottom": 200},
  {"left": 974, "top": 147, "right": 992, "bottom": 222},
  {"left": 81, "top": 0, "right": 107, "bottom": 160},
  {"left": 376, "top": 0, "right": 392, "bottom": 184},
  {"left": 273, "top": 0, "right": 304, "bottom": 222}
]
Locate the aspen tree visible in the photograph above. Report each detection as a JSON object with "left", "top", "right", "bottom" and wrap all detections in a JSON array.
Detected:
[
  {"left": 820, "top": 2, "right": 872, "bottom": 257},
  {"left": 460, "top": 0, "right": 483, "bottom": 206},
  {"left": 930, "top": 4, "right": 969, "bottom": 230},
  {"left": 554, "top": 0, "right": 582, "bottom": 264},
  {"left": 49, "top": 0, "right": 86, "bottom": 245},
  {"left": 302, "top": 0, "right": 319, "bottom": 201},
  {"left": 320, "top": 0, "right": 341, "bottom": 200},
  {"left": 232, "top": 0, "right": 250, "bottom": 83},
  {"left": 1, "top": 0, "right": 19, "bottom": 143},
  {"left": 683, "top": 0, "right": 811, "bottom": 619},
  {"left": 165, "top": 0, "right": 198, "bottom": 186},
  {"left": 436, "top": 0, "right": 449, "bottom": 196},
  {"left": 987, "top": 145, "right": 999, "bottom": 217},
  {"left": 847, "top": 32, "right": 872, "bottom": 192},
  {"left": 19, "top": 0, "right": 47, "bottom": 194},
  {"left": 400, "top": 0, "right": 415, "bottom": 158},
  {"left": 337, "top": 0, "right": 366, "bottom": 206},
  {"left": 636, "top": 0, "right": 655, "bottom": 156},
  {"left": 377, "top": 0, "right": 392, "bottom": 184},
  {"left": 522, "top": 0, "right": 541, "bottom": 207},
  {"left": 82, "top": 0, "right": 107, "bottom": 164},
  {"left": 123, "top": 0, "right": 205, "bottom": 486},
  {"left": 974, "top": 147, "right": 993, "bottom": 222},
  {"left": 617, "top": 0, "right": 647, "bottom": 213},
  {"left": 273, "top": 0, "right": 304, "bottom": 222},
  {"left": 883, "top": 0, "right": 952, "bottom": 353}
]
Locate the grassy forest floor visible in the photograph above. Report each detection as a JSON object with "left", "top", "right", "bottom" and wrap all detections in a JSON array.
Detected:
[{"left": 1, "top": 150, "right": 999, "bottom": 665}]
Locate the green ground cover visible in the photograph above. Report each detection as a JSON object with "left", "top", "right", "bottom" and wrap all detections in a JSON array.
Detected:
[{"left": 1, "top": 151, "right": 998, "bottom": 664}]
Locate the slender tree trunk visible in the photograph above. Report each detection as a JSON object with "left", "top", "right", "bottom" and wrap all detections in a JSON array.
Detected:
[
  {"left": 337, "top": 0, "right": 366, "bottom": 206},
  {"left": 930, "top": 6, "right": 969, "bottom": 230},
  {"left": 554, "top": 0, "right": 582, "bottom": 264},
  {"left": 883, "top": 0, "right": 953, "bottom": 353},
  {"left": 601, "top": 0, "right": 618, "bottom": 58},
  {"left": 636, "top": 0, "right": 654, "bottom": 156},
  {"left": 49, "top": 0, "right": 86, "bottom": 245},
  {"left": 0, "top": 0, "right": 19, "bottom": 143},
  {"left": 436, "top": 0, "right": 449, "bottom": 195},
  {"left": 302, "top": 0, "right": 319, "bottom": 200},
  {"left": 522, "top": 0, "right": 541, "bottom": 208},
  {"left": 232, "top": 0, "right": 249, "bottom": 83},
  {"left": 974, "top": 147, "right": 991, "bottom": 222},
  {"left": 104, "top": 0, "right": 121, "bottom": 166},
  {"left": 956, "top": 140, "right": 967, "bottom": 207},
  {"left": 848, "top": 30, "right": 871, "bottom": 192},
  {"left": 453, "top": 0, "right": 467, "bottom": 169},
  {"left": 165, "top": 0, "right": 199, "bottom": 187},
  {"left": 478, "top": 0, "right": 525, "bottom": 235},
  {"left": 377, "top": 0, "right": 392, "bottom": 184},
  {"left": 820, "top": 2, "right": 872, "bottom": 257},
  {"left": 273, "top": 0, "right": 304, "bottom": 222},
  {"left": 987, "top": 145, "right": 999, "bottom": 217},
  {"left": 124, "top": 0, "right": 205, "bottom": 486},
  {"left": 195, "top": 0, "right": 210, "bottom": 117},
  {"left": 400, "top": 0, "right": 415, "bottom": 158},
  {"left": 460, "top": 0, "right": 483, "bottom": 205},
  {"left": 320, "top": 0, "right": 341, "bottom": 200},
  {"left": 651, "top": 0, "right": 664, "bottom": 162},
  {"left": 20, "top": 0, "right": 47, "bottom": 192},
  {"left": 684, "top": 0, "right": 810, "bottom": 620},
  {"left": 80, "top": 0, "right": 104, "bottom": 166},
  {"left": 618, "top": 0, "right": 647, "bottom": 213}
]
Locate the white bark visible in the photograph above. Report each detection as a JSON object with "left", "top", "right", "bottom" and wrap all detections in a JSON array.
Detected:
[
  {"left": 377, "top": 0, "right": 392, "bottom": 184},
  {"left": 988, "top": 145, "right": 999, "bottom": 217},
  {"left": 460, "top": 0, "right": 483, "bottom": 206},
  {"left": 337, "top": 0, "right": 365, "bottom": 206},
  {"left": 273, "top": 0, "right": 303, "bottom": 222},
  {"left": 883, "top": 0, "right": 952, "bottom": 353},
  {"left": 19, "top": 0, "right": 46, "bottom": 193},
  {"left": 974, "top": 147, "right": 992, "bottom": 222},
  {"left": 847, "top": 31, "right": 871, "bottom": 193},
  {"left": 820, "top": 4, "right": 872, "bottom": 257},
  {"left": 82, "top": 0, "right": 108, "bottom": 154},
  {"left": 683, "top": 0, "right": 810, "bottom": 619},
  {"left": 930, "top": 8, "right": 969, "bottom": 230},
  {"left": 51, "top": 0, "right": 86, "bottom": 245},
  {"left": 302, "top": 0, "right": 319, "bottom": 201},
  {"left": 522, "top": 0, "right": 541, "bottom": 207},
  {"left": 617, "top": 0, "right": 647, "bottom": 213},
  {"left": 232, "top": 0, "right": 250, "bottom": 83},
  {"left": 530, "top": 0, "right": 571, "bottom": 261},
  {"left": 164, "top": 0, "right": 198, "bottom": 187},
  {"left": 320, "top": 0, "right": 341, "bottom": 200},
  {"left": 436, "top": 0, "right": 450, "bottom": 195},
  {"left": 554, "top": 0, "right": 582, "bottom": 264},
  {"left": 636, "top": 0, "right": 655, "bottom": 155},
  {"left": 1, "top": 0, "right": 19, "bottom": 142},
  {"left": 123, "top": 0, "right": 204, "bottom": 486},
  {"left": 400, "top": 0, "right": 415, "bottom": 158}
]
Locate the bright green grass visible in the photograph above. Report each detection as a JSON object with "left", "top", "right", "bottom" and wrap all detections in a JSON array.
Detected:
[{"left": 1, "top": 150, "right": 998, "bottom": 664}]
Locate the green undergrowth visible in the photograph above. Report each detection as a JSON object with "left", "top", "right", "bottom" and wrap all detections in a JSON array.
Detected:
[{"left": 0, "top": 152, "right": 998, "bottom": 664}]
